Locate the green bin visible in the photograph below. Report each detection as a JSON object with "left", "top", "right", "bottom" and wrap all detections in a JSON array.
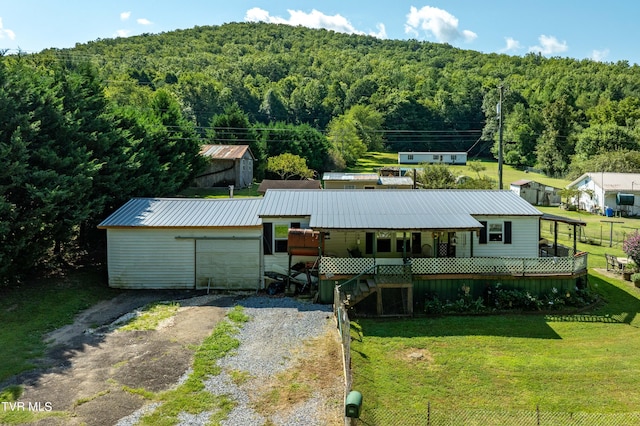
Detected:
[
  {"left": 345, "top": 390, "right": 363, "bottom": 418},
  {"left": 318, "top": 280, "right": 335, "bottom": 304}
]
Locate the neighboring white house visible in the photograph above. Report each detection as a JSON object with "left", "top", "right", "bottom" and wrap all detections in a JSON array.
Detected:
[
  {"left": 398, "top": 152, "right": 467, "bottom": 165},
  {"left": 194, "top": 144, "right": 254, "bottom": 188},
  {"left": 566, "top": 172, "right": 640, "bottom": 216},
  {"left": 510, "top": 179, "right": 562, "bottom": 206},
  {"left": 98, "top": 189, "right": 545, "bottom": 291}
]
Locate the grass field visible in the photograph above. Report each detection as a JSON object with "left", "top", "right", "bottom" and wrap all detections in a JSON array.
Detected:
[
  {"left": 351, "top": 270, "right": 640, "bottom": 423},
  {"left": 0, "top": 269, "right": 120, "bottom": 383}
]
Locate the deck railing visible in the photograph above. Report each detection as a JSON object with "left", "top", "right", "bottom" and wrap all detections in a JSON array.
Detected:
[{"left": 320, "top": 252, "right": 588, "bottom": 277}]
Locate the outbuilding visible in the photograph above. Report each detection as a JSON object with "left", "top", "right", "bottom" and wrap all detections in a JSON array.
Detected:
[{"left": 97, "top": 197, "right": 263, "bottom": 290}]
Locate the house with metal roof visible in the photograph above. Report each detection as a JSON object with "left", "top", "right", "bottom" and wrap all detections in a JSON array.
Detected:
[
  {"left": 566, "top": 172, "right": 640, "bottom": 216},
  {"left": 99, "top": 190, "right": 588, "bottom": 315},
  {"left": 194, "top": 144, "right": 254, "bottom": 188},
  {"left": 322, "top": 172, "right": 413, "bottom": 189}
]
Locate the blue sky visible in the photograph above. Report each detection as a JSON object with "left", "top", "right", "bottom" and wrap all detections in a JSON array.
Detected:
[{"left": 1, "top": 1, "right": 638, "bottom": 64}]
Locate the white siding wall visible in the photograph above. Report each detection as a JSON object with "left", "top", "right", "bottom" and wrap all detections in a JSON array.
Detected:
[
  {"left": 106, "top": 227, "right": 261, "bottom": 289},
  {"left": 398, "top": 152, "right": 467, "bottom": 165},
  {"left": 472, "top": 216, "right": 539, "bottom": 258}
]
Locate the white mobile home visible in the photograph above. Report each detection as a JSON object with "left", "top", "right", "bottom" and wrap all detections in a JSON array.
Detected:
[{"left": 398, "top": 152, "right": 467, "bottom": 165}]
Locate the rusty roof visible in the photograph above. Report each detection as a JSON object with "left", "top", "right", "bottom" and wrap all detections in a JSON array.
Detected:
[{"left": 199, "top": 145, "right": 254, "bottom": 160}]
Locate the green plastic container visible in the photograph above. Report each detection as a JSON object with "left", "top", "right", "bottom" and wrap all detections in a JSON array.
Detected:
[
  {"left": 318, "top": 280, "right": 335, "bottom": 304},
  {"left": 345, "top": 390, "right": 363, "bottom": 418}
]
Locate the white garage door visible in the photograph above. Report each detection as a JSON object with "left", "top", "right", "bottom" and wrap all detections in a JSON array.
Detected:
[{"left": 196, "top": 239, "right": 260, "bottom": 290}]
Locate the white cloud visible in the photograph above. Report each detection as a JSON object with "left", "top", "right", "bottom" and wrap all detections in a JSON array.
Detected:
[
  {"left": 370, "top": 23, "right": 387, "bottom": 39},
  {"left": 501, "top": 37, "right": 521, "bottom": 52},
  {"left": 137, "top": 18, "right": 152, "bottom": 26},
  {"left": 528, "top": 35, "right": 568, "bottom": 55},
  {"left": 244, "top": 8, "right": 386, "bottom": 39},
  {"left": 115, "top": 29, "right": 131, "bottom": 38},
  {"left": 591, "top": 48, "right": 610, "bottom": 62},
  {"left": 0, "top": 17, "right": 16, "bottom": 40},
  {"left": 120, "top": 11, "right": 131, "bottom": 21},
  {"left": 404, "top": 6, "right": 476, "bottom": 43}
]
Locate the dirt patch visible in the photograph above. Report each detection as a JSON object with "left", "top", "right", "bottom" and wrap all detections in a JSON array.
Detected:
[{"left": 10, "top": 291, "right": 235, "bottom": 425}]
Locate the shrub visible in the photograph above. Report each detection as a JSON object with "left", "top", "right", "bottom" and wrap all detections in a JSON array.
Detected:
[
  {"left": 623, "top": 232, "right": 640, "bottom": 266},
  {"left": 424, "top": 284, "right": 597, "bottom": 315}
]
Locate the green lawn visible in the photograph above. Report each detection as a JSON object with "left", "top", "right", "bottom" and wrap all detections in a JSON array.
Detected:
[
  {"left": 0, "top": 270, "right": 120, "bottom": 383},
  {"left": 351, "top": 270, "right": 640, "bottom": 424},
  {"left": 349, "top": 152, "right": 571, "bottom": 190}
]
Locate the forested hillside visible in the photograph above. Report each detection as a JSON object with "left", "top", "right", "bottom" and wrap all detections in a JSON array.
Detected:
[
  {"left": 4, "top": 21, "right": 640, "bottom": 285},
  {"left": 62, "top": 22, "right": 640, "bottom": 175}
]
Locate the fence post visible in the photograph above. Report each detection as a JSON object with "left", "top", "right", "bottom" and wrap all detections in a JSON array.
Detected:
[
  {"left": 537, "top": 404, "right": 540, "bottom": 425},
  {"left": 427, "top": 401, "right": 430, "bottom": 426}
]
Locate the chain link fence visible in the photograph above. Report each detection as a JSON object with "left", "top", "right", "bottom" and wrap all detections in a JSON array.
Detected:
[{"left": 358, "top": 404, "right": 640, "bottom": 426}]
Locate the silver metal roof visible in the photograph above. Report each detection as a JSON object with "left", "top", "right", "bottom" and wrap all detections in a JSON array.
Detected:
[
  {"left": 378, "top": 176, "right": 414, "bottom": 186},
  {"left": 322, "top": 172, "right": 379, "bottom": 181},
  {"left": 260, "top": 189, "right": 542, "bottom": 230},
  {"left": 98, "top": 198, "right": 263, "bottom": 228}
]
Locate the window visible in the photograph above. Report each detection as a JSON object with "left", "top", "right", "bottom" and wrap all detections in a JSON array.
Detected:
[
  {"left": 489, "top": 223, "right": 503, "bottom": 241},
  {"left": 376, "top": 232, "right": 392, "bottom": 253},
  {"left": 433, "top": 155, "right": 440, "bottom": 161},
  {"left": 344, "top": 184, "right": 356, "bottom": 189},
  {"left": 407, "top": 154, "right": 414, "bottom": 160},
  {"left": 451, "top": 155, "right": 457, "bottom": 163},
  {"left": 274, "top": 224, "right": 289, "bottom": 252},
  {"left": 479, "top": 221, "right": 512, "bottom": 244},
  {"left": 364, "top": 186, "right": 375, "bottom": 190}
]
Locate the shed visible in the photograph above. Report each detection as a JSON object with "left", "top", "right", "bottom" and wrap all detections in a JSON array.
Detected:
[
  {"left": 510, "top": 179, "right": 562, "bottom": 206},
  {"left": 97, "top": 198, "right": 263, "bottom": 290},
  {"left": 194, "top": 144, "right": 254, "bottom": 188}
]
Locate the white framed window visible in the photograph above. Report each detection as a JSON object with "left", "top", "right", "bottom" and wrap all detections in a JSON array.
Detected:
[
  {"left": 451, "top": 155, "right": 457, "bottom": 162},
  {"left": 408, "top": 154, "right": 414, "bottom": 160},
  {"left": 344, "top": 184, "right": 356, "bottom": 189},
  {"left": 489, "top": 223, "right": 503, "bottom": 242}
]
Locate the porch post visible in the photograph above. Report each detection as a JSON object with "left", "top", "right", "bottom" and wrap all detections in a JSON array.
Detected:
[{"left": 403, "top": 231, "right": 407, "bottom": 260}]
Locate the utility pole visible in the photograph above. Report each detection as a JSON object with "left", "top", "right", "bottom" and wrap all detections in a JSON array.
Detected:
[{"left": 498, "top": 85, "right": 504, "bottom": 190}]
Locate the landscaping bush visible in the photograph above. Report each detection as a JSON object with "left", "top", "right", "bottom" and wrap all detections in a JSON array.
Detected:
[
  {"left": 623, "top": 232, "right": 640, "bottom": 266},
  {"left": 424, "top": 283, "right": 597, "bottom": 315}
]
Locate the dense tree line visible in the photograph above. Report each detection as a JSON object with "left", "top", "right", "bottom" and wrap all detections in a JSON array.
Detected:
[
  {"left": 6, "top": 22, "right": 640, "bottom": 284},
  {"left": 0, "top": 56, "right": 206, "bottom": 285}
]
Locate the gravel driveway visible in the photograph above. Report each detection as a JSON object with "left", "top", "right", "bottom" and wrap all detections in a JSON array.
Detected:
[{"left": 116, "top": 295, "right": 343, "bottom": 426}]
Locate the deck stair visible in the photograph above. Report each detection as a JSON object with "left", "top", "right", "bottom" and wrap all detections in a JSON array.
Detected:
[
  {"left": 343, "top": 264, "right": 414, "bottom": 315},
  {"left": 345, "top": 278, "right": 378, "bottom": 307}
]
